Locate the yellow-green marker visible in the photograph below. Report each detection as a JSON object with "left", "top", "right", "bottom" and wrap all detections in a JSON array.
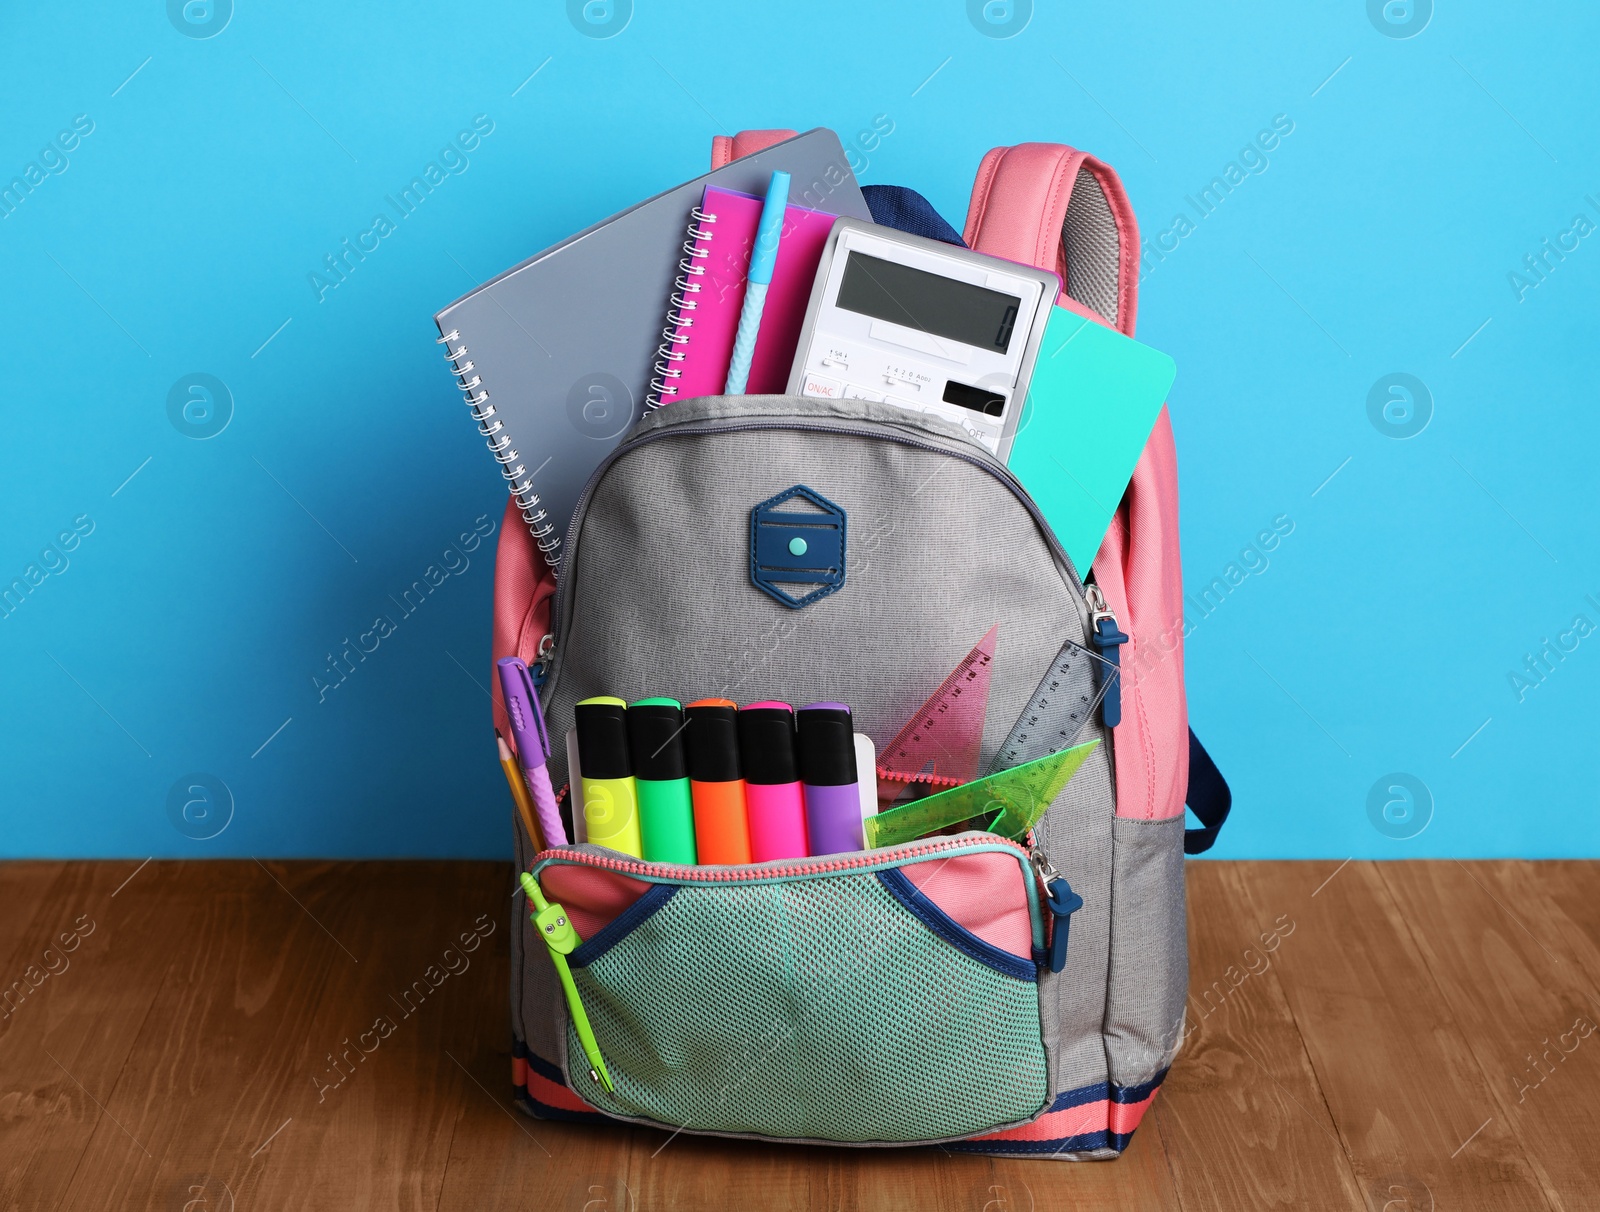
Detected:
[
  {"left": 864, "top": 740, "right": 1099, "bottom": 848},
  {"left": 520, "top": 871, "right": 612, "bottom": 1092},
  {"left": 574, "top": 696, "right": 642, "bottom": 857}
]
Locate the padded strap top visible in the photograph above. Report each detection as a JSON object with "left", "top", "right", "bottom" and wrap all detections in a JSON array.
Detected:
[
  {"left": 711, "top": 129, "right": 798, "bottom": 169},
  {"left": 962, "top": 143, "right": 1140, "bottom": 337}
]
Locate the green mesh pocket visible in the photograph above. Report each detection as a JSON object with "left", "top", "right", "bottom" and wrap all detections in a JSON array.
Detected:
[{"left": 563, "top": 868, "right": 1048, "bottom": 1143}]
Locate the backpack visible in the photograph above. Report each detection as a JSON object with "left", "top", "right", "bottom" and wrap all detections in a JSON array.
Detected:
[{"left": 488, "top": 129, "right": 1230, "bottom": 1158}]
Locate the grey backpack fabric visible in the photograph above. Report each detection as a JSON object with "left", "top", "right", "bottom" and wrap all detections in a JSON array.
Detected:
[{"left": 512, "top": 393, "right": 1187, "bottom": 1158}]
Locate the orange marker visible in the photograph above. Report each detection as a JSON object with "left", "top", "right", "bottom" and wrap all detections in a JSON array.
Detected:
[{"left": 684, "top": 698, "right": 752, "bottom": 864}]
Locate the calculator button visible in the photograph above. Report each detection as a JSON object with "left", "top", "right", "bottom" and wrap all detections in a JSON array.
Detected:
[
  {"left": 843, "top": 386, "right": 885, "bottom": 402},
  {"left": 801, "top": 372, "right": 843, "bottom": 399}
]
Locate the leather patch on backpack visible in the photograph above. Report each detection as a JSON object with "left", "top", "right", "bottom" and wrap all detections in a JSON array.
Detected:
[{"left": 749, "top": 485, "right": 846, "bottom": 609}]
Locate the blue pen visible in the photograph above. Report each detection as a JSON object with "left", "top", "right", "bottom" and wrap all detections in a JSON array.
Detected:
[{"left": 723, "top": 170, "right": 791, "bottom": 394}]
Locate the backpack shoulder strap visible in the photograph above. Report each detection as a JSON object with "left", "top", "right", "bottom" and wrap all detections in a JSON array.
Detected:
[
  {"left": 966, "top": 142, "right": 1207, "bottom": 831},
  {"left": 712, "top": 134, "right": 1141, "bottom": 336},
  {"left": 711, "top": 129, "right": 798, "bottom": 169},
  {"left": 962, "top": 143, "right": 1140, "bottom": 336}
]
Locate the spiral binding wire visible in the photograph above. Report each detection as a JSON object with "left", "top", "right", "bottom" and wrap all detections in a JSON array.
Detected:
[
  {"left": 435, "top": 328, "right": 563, "bottom": 569},
  {"left": 644, "top": 206, "right": 717, "bottom": 410}
]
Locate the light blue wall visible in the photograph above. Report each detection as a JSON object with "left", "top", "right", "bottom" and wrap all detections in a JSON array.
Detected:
[{"left": 2, "top": 2, "right": 1595, "bottom": 857}]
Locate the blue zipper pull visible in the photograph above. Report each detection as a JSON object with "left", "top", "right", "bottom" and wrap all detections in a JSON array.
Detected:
[
  {"left": 1031, "top": 847, "right": 1083, "bottom": 973},
  {"left": 1086, "top": 585, "right": 1127, "bottom": 728},
  {"left": 1047, "top": 879, "right": 1084, "bottom": 973}
]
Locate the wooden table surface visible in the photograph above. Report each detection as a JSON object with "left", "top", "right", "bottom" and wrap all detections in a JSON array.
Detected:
[{"left": 0, "top": 859, "right": 1595, "bottom": 1211}]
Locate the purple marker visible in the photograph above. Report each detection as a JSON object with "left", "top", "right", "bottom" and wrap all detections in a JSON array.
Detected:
[{"left": 797, "top": 702, "right": 864, "bottom": 855}]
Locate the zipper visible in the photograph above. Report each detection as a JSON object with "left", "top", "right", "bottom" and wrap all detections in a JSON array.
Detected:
[
  {"left": 1028, "top": 843, "right": 1083, "bottom": 974},
  {"left": 532, "top": 832, "right": 1047, "bottom": 944},
  {"left": 545, "top": 414, "right": 1088, "bottom": 685},
  {"left": 531, "top": 632, "right": 555, "bottom": 686},
  {"left": 534, "top": 406, "right": 1095, "bottom": 971},
  {"left": 528, "top": 835, "right": 1070, "bottom": 1094},
  {"left": 1084, "top": 583, "right": 1127, "bottom": 729}
]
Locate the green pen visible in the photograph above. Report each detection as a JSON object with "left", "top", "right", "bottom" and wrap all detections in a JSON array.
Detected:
[{"left": 520, "top": 871, "right": 613, "bottom": 1092}]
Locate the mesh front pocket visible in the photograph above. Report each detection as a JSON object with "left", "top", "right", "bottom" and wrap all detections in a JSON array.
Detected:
[{"left": 562, "top": 867, "right": 1049, "bottom": 1143}]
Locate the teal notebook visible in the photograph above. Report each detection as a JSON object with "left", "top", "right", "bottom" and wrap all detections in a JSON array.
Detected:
[{"left": 1008, "top": 308, "right": 1177, "bottom": 574}]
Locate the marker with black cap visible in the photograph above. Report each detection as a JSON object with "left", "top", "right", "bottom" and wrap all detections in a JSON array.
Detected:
[
  {"left": 626, "top": 697, "right": 698, "bottom": 865},
  {"left": 797, "top": 701, "right": 865, "bottom": 855},
  {"left": 738, "top": 702, "right": 809, "bottom": 861},
  {"left": 573, "top": 696, "right": 642, "bottom": 858},
  {"left": 684, "top": 698, "right": 752, "bottom": 864}
]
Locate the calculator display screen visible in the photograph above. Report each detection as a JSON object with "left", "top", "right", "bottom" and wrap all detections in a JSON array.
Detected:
[{"left": 836, "top": 252, "right": 1022, "bottom": 354}]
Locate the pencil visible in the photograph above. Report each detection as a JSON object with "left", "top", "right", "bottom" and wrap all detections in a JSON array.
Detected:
[{"left": 498, "top": 730, "right": 546, "bottom": 851}]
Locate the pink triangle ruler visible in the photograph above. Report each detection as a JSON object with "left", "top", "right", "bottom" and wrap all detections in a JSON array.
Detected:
[{"left": 876, "top": 624, "right": 998, "bottom": 789}]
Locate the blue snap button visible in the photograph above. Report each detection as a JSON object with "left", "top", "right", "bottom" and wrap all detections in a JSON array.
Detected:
[{"left": 750, "top": 484, "right": 846, "bottom": 610}]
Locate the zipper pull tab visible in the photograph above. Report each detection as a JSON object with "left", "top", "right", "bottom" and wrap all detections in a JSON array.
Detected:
[
  {"left": 1045, "top": 876, "right": 1084, "bottom": 973},
  {"left": 520, "top": 872, "right": 613, "bottom": 1091},
  {"left": 531, "top": 634, "right": 555, "bottom": 688},
  {"left": 1030, "top": 847, "right": 1083, "bottom": 973},
  {"left": 1085, "top": 585, "right": 1127, "bottom": 729}
]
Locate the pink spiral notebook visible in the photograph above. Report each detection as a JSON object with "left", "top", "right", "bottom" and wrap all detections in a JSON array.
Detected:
[{"left": 650, "top": 185, "right": 837, "bottom": 406}]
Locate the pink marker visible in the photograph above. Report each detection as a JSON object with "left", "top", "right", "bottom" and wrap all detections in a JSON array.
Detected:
[{"left": 737, "top": 702, "right": 809, "bottom": 860}]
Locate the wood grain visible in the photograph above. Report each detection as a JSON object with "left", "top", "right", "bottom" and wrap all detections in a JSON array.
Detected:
[
  {"left": 0, "top": 860, "right": 192, "bottom": 1210},
  {"left": 52, "top": 860, "right": 393, "bottom": 1211},
  {"left": 1378, "top": 861, "right": 1600, "bottom": 1211},
  {"left": 1246, "top": 861, "right": 1557, "bottom": 1212},
  {"left": 1158, "top": 861, "right": 1365, "bottom": 1209},
  {"left": 1, "top": 859, "right": 1596, "bottom": 1211},
  {"left": 0, "top": 861, "right": 58, "bottom": 965}
]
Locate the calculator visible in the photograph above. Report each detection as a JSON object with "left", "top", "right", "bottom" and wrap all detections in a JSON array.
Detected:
[{"left": 785, "top": 218, "right": 1059, "bottom": 459}]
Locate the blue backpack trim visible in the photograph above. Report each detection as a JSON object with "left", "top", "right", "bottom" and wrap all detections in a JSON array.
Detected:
[
  {"left": 876, "top": 867, "right": 1038, "bottom": 982},
  {"left": 1184, "top": 728, "right": 1232, "bottom": 854},
  {"left": 567, "top": 882, "right": 678, "bottom": 967}
]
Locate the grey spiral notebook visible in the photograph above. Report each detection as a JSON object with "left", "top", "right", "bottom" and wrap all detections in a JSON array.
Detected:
[{"left": 434, "top": 128, "right": 871, "bottom": 570}]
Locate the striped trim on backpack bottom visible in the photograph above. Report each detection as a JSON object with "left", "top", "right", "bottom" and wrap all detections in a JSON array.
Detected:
[
  {"left": 513, "top": 1043, "right": 610, "bottom": 1125},
  {"left": 945, "top": 1071, "right": 1166, "bottom": 1156},
  {"left": 512, "top": 1038, "right": 1164, "bottom": 1153}
]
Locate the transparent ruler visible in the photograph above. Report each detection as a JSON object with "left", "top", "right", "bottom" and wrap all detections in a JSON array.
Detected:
[{"left": 989, "top": 638, "right": 1114, "bottom": 774}]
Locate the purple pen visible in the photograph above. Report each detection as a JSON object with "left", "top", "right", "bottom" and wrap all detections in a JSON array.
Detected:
[
  {"left": 796, "top": 702, "right": 864, "bottom": 855},
  {"left": 496, "top": 657, "right": 568, "bottom": 847}
]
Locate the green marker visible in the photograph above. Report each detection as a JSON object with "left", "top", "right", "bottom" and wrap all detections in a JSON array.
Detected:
[
  {"left": 520, "top": 871, "right": 613, "bottom": 1092},
  {"left": 864, "top": 741, "right": 1099, "bottom": 849},
  {"left": 626, "top": 697, "right": 699, "bottom": 865}
]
